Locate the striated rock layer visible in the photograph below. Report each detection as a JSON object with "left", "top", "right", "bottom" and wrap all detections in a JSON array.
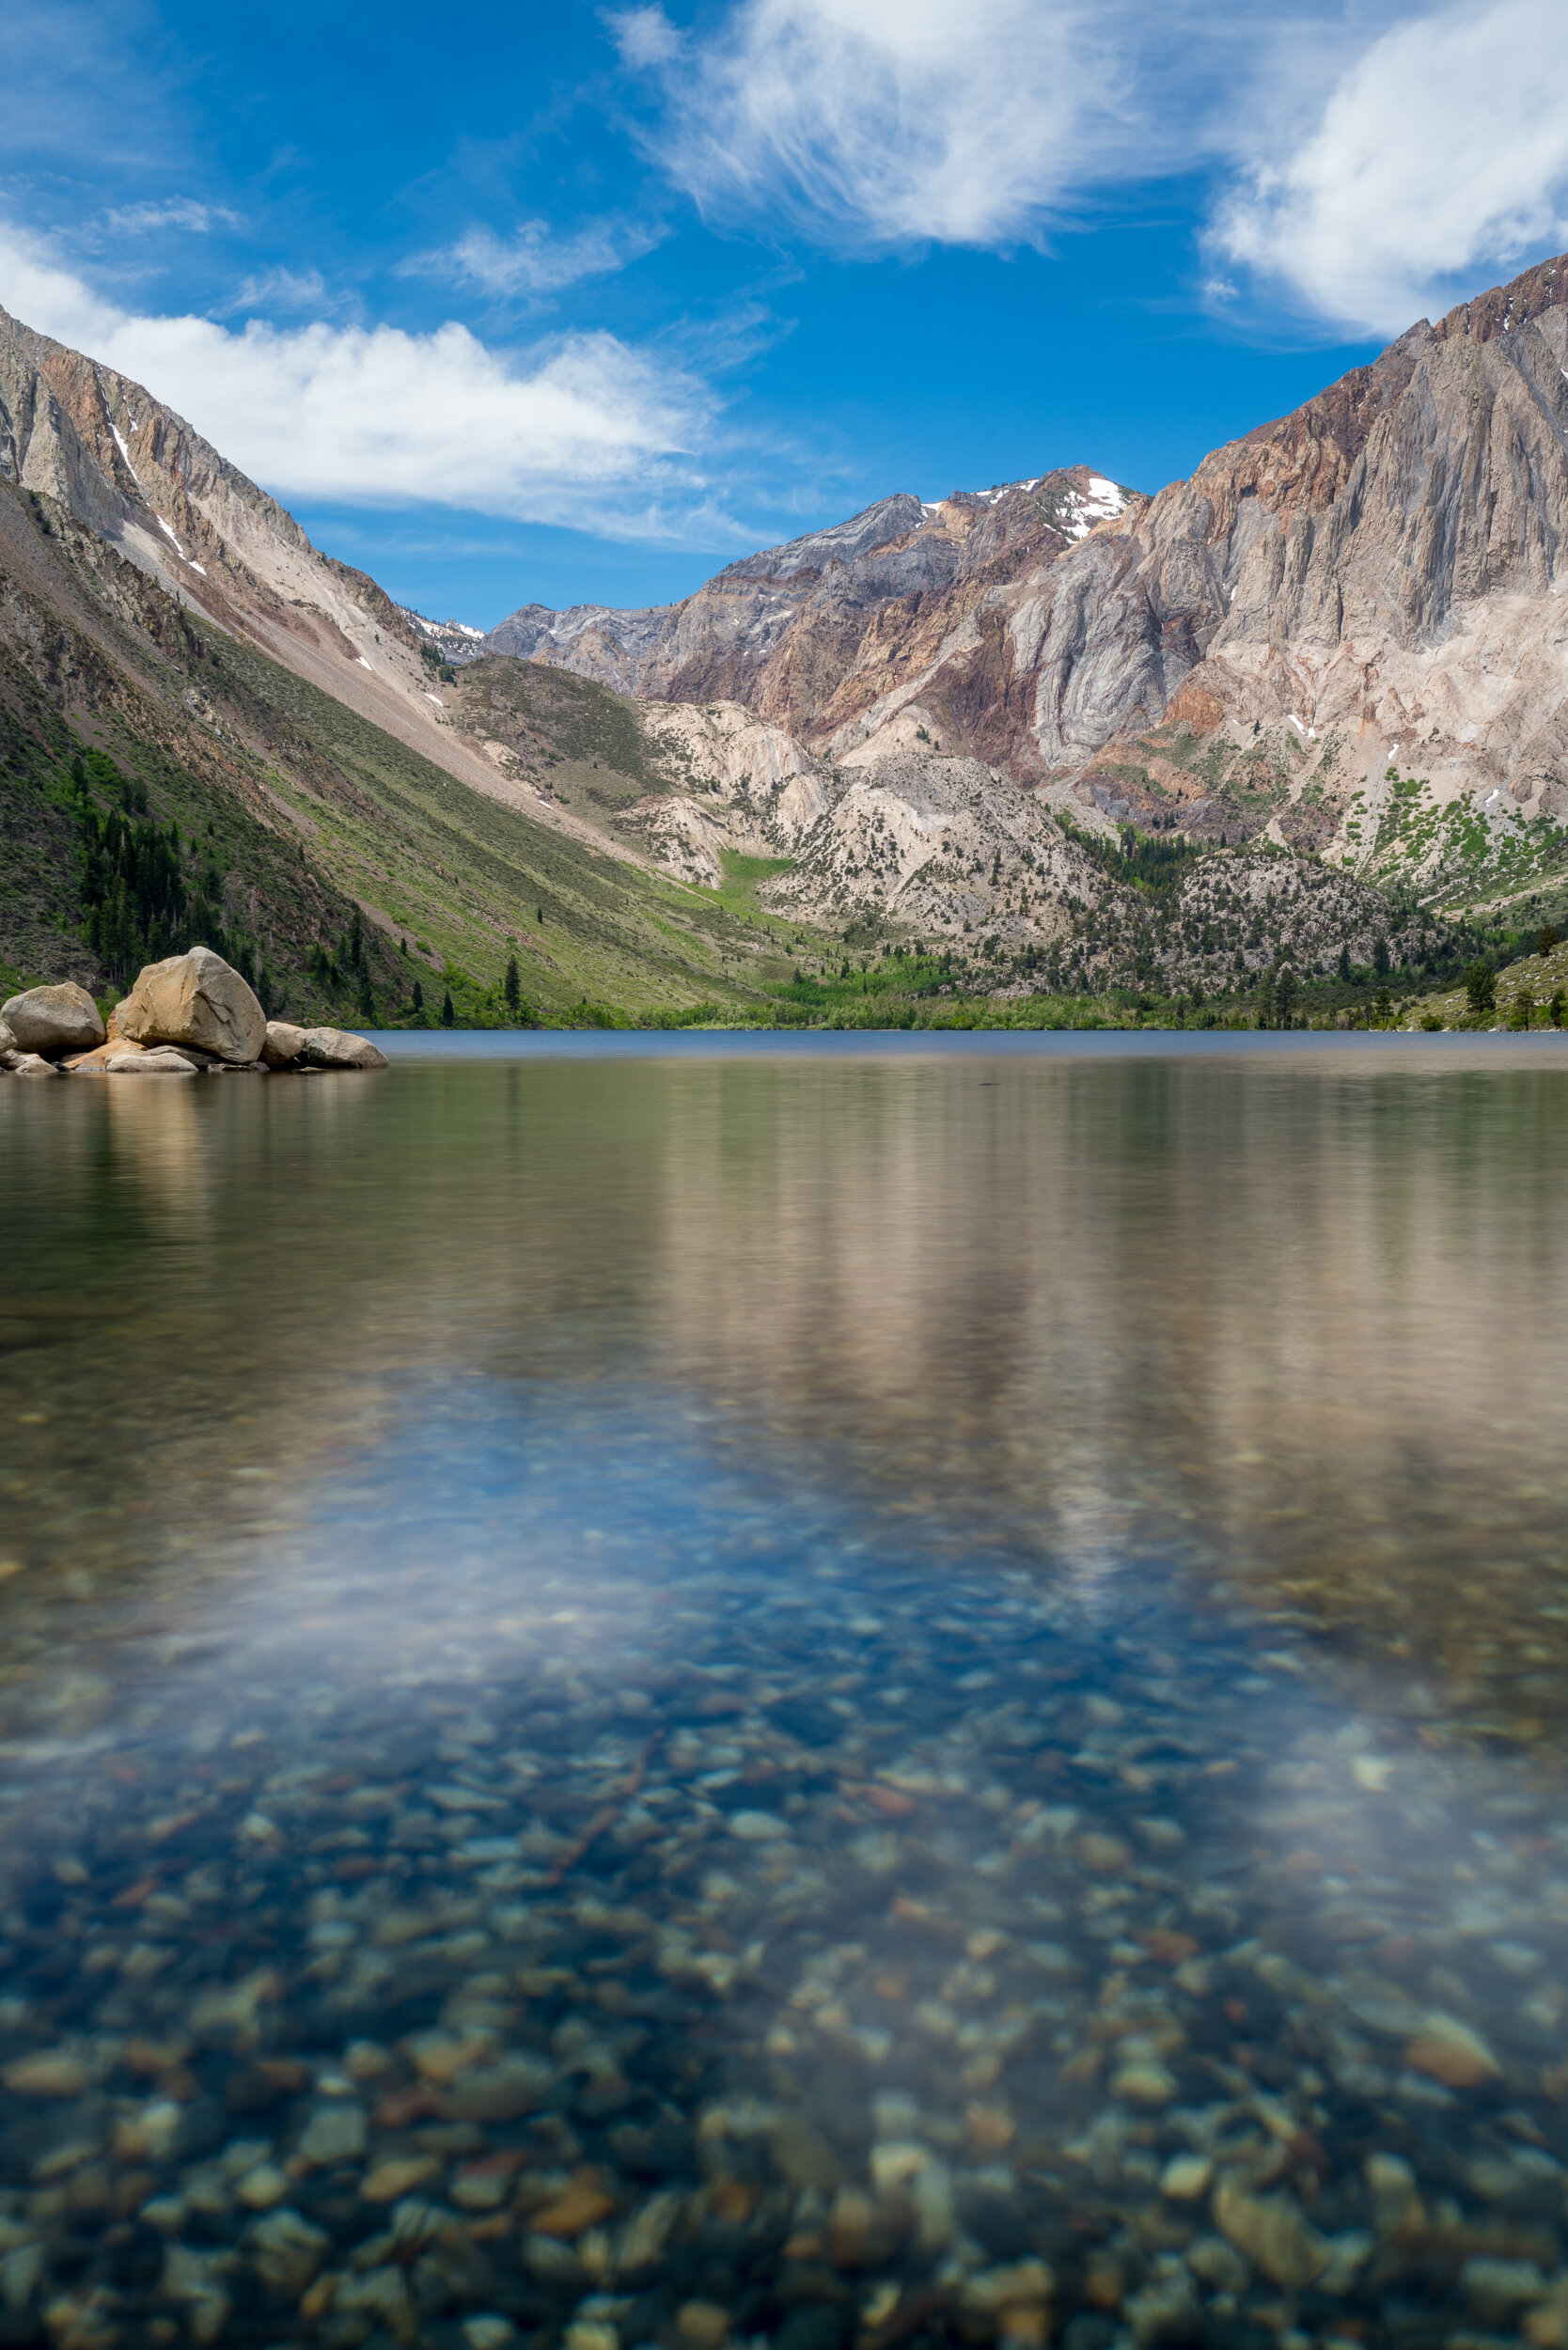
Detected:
[
  {"left": 486, "top": 471, "right": 1136, "bottom": 763},
  {"left": 1019, "top": 254, "right": 1568, "bottom": 818}
]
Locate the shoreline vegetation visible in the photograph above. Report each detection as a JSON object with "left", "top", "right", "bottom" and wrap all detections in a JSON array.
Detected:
[
  {"left": 9, "top": 941, "right": 1568, "bottom": 1044},
  {"left": 5, "top": 743, "right": 1565, "bottom": 1045},
  {"left": 332, "top": 930, "right": 1568, "bottom": 1037}
]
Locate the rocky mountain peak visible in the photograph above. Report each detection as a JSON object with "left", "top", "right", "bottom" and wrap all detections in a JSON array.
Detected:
[
  {"left": 1433, "top": 250, "right": 1568, "bottom": 346},
  {"left": 482, "top": 462, "right": 1138, "bottom": 754}
]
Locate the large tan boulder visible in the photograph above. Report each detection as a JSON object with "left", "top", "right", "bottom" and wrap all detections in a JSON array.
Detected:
[
  {"left": 261, "top": 1021, "right": 308, "bottom": 1068},
  {"left": 118, "top": 948, "right": 265, "bottom": 1065},
  {"left": 0, "top": 982, "right": 105, "bottom": 1058},
  {"left": 0, "top": 1019, "right": 14, "bottom": 1056},
  {"left": 301, "top": 1026, "right": 388, "bottom": 1070}
]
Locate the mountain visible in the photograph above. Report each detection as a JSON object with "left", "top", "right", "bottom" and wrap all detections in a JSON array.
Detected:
[
  {"left": 484, "top": 254, "right": 1568, "bottom": 946},
  {"left": 0, "top": 306, "right": 808, "bottom": 1021},
  {"left": 12, "top": 254, "right": 1562, "bottom": 1024},
  {"left": 484, "top": 468, "right": 1133, "bottom": 761}
]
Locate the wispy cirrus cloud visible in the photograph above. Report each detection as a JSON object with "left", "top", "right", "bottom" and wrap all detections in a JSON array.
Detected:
[
  {"left": 226, "top": 264, "right": 335, "bottom": 317},
  {"left": 409, "top": 213, "right": 666, "bottom": 301},
  {"left": 0, "top": 223, "right": 731, "bottom": 542},
  {"left": 104, "top": 196, "right": 240, "bottom": 236},
  {"left": 1210, "top": 0, "right": 1568, "bottom": 336},
  {"left": 612, "top": 0, "right": 1161, "bottom": 250},
  {"left": 616, "top": 0, "right": 1568, "bottom": 340}
]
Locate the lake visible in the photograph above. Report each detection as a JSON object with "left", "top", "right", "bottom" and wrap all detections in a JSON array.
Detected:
[{"left": 3, "top": 1033, "right": 1568, "bottom": 2350}]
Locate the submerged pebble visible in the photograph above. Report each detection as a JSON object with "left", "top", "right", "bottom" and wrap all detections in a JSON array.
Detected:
[{"left": 5, "top": 1332, "right": 1568, "bottom": 2350}]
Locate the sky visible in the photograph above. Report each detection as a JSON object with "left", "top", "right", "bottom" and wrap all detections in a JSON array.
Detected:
[{"left": 3, "top": 0, "right": 1567, "bottom": 626}]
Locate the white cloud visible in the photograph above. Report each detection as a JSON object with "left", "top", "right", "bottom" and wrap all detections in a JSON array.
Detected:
[
  {"left": 0, "top": 225, "right": 727, "bottom": 540},
  {"left": 227, "top": 265, "right": 333, "bottom": 315},
  {"left": 1212, "top": 0, "right": 1568, "bottom": 335},
  {"left": 105, "top": 198, "right": 240, "bottom": 236},
  {"left": 621, "top": 0, "right": 1568, "bottom": 336},
  {"left": 613, "top": 0, "right": 1170, "bottom": 249},
  {"left": 423, "top": 215, "right": 666, "bottom": 299}
]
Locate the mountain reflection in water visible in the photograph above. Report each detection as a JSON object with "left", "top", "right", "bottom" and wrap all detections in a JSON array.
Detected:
[{"left": 2, "top": 1041, "right": 1567, "bottom": 2350}]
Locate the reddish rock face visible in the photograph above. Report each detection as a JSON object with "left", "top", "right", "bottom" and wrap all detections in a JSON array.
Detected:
[{"left": 485, "top": 468, "right": 1141, "bottom": 780}]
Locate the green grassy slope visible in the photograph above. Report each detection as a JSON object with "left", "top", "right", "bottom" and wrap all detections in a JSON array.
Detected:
[
  {"left": 1392, "top": 935, "right": 1568, "bottom": 1030},
  {"left": 1336, "top": 763, "right": 1568, "bottom": 932},
  {"left": 0, "top": 482, "right": 792, "bottom": 1026}
]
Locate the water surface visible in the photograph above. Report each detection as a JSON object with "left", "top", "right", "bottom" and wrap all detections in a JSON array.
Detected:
[{"left": 4, "top": 1038, "right": 1568, "bottom": 2350}]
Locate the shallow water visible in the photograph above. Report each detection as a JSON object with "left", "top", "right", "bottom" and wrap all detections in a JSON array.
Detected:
[{"left": 4, "top": 1036, "right": 1568, "bottom": 2350}]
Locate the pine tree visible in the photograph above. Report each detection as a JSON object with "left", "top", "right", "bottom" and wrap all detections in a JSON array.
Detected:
[
  {"left": 1254, "top": 967, "right": 1276, "bottom": 1028},
  {"left": 504, "top": 955, "right": 520, "bottom": 1013},
  {"left": 412, "top": 979, "right": 424, "bottom": 1016},
  {"left": 1465, "top": 961, "right": 1497, "bottom": 1018},
  {"left": 441, "top": 990, "right": 455, "bottom": 1027}
]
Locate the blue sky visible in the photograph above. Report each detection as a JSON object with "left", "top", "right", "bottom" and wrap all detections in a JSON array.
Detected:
[{"left": 3, "top": 0, "right": 1566, "bottom": 625}]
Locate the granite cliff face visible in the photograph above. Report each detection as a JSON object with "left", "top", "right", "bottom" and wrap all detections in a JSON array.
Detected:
[
  {"left": 486, "top": 469, "right": 1136, "bottom": 760},
  {"left": 1019, "top": 255, "right": 1568, "bottom": 810}
]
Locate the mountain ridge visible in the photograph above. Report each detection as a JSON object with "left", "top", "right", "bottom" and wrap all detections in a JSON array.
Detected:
[
  {"left": 0, "top": 312, "right": 814, "bottom": 1023},
  {"left": 478, "top": 251, "right": 1568, "bottom": 812},
  {"left": 8, "top": 255, "right": 1568, "bottom": 1024},
  {"left": 461, "top": 251, "right": 1568, "bottom": 948},
  {"left": 481, "top": 468, "right": 1137, "bottom": 755}
]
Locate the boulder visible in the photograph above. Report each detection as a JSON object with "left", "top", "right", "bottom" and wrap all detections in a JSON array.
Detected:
[
  {"left": 301, "top": 1026, "right": 388, "bottom": 1071},
  {"left": 117, "top": 948, "right": 266, "bottom": 1064},
  {"left": 67, "top": 1039, "right": 147, "bottom": 1073},
  {"left": 8, "top": 1052, "right": 66, "bottom": 1077},
  {"left": 0, "top": 1020, "right": 14, "bottom": 1056},
  {"left": 261, "top": 1021, "right": 308, "bottom": 1069},
  {"left": 0, "top": 982, "right": 105, "bottom": 1058},
  {"left": 106, "top": 1048, "right": 197, "bottom": 1076}
]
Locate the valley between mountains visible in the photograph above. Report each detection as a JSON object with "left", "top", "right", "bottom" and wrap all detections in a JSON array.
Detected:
[{"left": 5, "top": 254, "right": 1568, "bottom": 1031}]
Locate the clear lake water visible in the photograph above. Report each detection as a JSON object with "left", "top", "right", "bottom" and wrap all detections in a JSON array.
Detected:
[{"left": 3, "top": 1033, "right": 1568, "bottom": 2350}]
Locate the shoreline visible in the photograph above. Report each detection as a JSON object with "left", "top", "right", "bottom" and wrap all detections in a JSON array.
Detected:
[{"left": 364, "top": 1026, "right": 1568, "bottom": 1061}]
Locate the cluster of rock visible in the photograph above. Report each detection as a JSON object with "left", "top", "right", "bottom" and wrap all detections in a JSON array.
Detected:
[{"left": 0, "top": 947, "right": 387, "bottom": 1078}]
